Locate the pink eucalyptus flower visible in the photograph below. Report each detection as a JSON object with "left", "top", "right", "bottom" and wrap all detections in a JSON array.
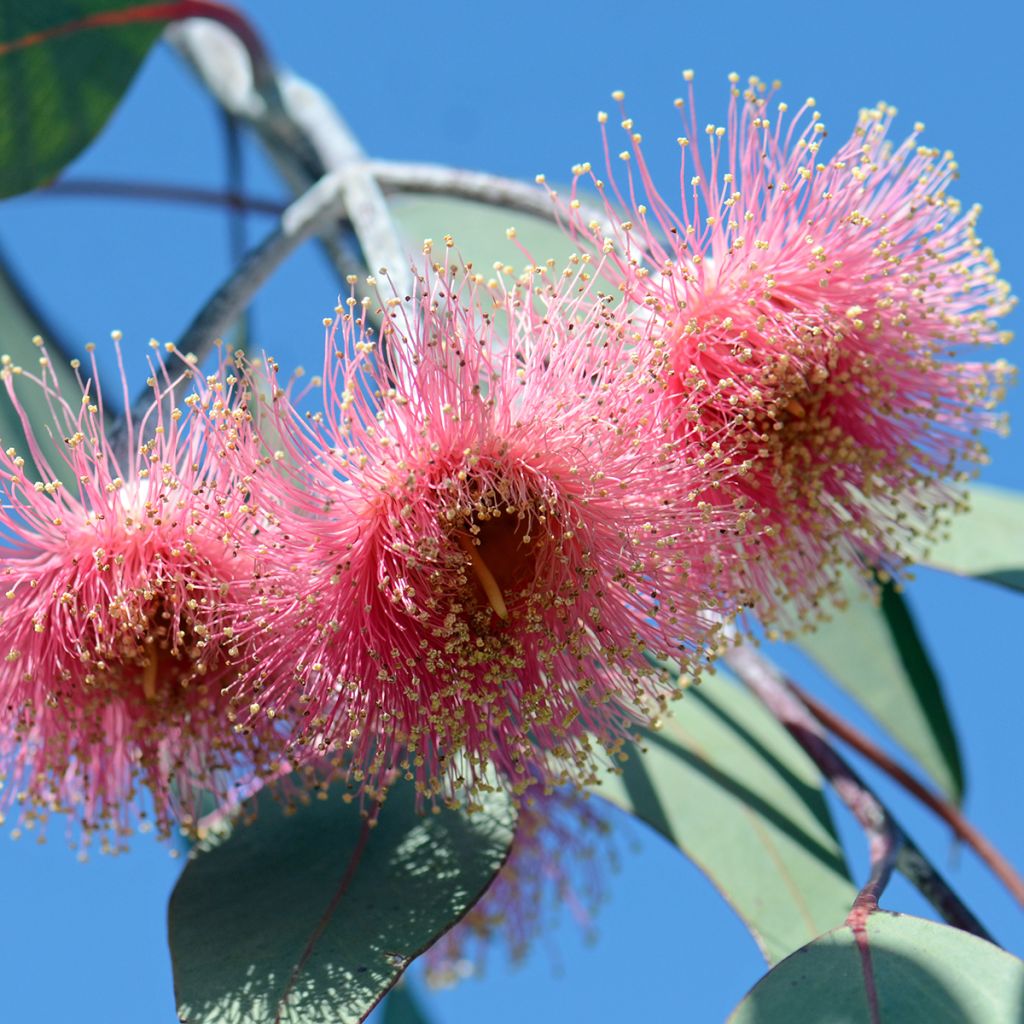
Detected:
[
  {"left": 0, "top": 335, "right": 280, "bottom": 848},
  {"left": 555, "top": 73, "right": 1015, "bottom": 621},
  {"left": 213, "top": 259, "right": 732, "bottom": 802}
]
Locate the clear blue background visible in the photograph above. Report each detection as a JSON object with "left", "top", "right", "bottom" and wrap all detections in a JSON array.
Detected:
[{"left": 0, "top": 1, "right": 1021, "bottom": 1021}]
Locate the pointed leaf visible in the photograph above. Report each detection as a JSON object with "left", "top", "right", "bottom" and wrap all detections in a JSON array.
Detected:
[
  {"left": 795, "top": 572, "right": 963, "bottom": 802},
  {"left": 923, "top": 484, "right": 1024, "bottom": 593},
  {"left": 169, "top": 780, "right": 517, "bottom": 1024},
  {"left": 595, "top": 672, "right": 856, "bottom": 964},
  {"left": 0, "top": 248, "right": 93, "bottom": 479},
  {"left": 728, "top": 911, "right": 1024, "bottom": 1023},
  {"left": 0, "top": 0, "right": 166, "bottom": 197}
]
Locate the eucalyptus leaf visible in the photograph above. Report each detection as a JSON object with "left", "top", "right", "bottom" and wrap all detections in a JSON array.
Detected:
[
  {"left": 0, "top": 248, "right": 89, "bottom": 480},
  {"left": 0, "top": 0, "right": 165, "bottom": 198},
  {"left": 169, "top": 779, "right": 517, "bottom": 1024},
  {"left": 389, "top": 194, "right": 579, "bottom": 272},
  {"left": 728, "top": 911, "right": 1024, "bottom": 1023},
  {"left": 923, "top": 484, "right": 1024, "bottom": 593},
  {"left": 378, "top": 984, "right": 434, "bottom": 1024},
  {"left": 794, "top": 570, "right": 963, "bottom": 803},
  {"left": 596, "top": 672, "right": 856, "bottom": 964}
]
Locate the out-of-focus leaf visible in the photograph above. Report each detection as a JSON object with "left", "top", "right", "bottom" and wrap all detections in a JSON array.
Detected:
[
  {"left": 795, "top": 571, "right": 963, "bottom": 803},
  {"left": 169, "top": 779, "right": 516, "bottom": 1024},
  {"left": 379, "top": 983, "right": 434, "bottom": 1024},
  {"left": 923, "top": 484, "right": 1024, "bottom": 593},
  {"left": 0, "top": 249, "right": 87, "bottom": 479},
  {"left": 0, "top": 1, "right": 165, "bottom": 198},
  {"left": 728, "top": 911, "right": 1024, "bottom": 1023},
  {"left": 389, "top": 194, "right": 580, "bottom": 271},
  {"left": 596, "top": 671, "right": 856, "bottom": 964}
]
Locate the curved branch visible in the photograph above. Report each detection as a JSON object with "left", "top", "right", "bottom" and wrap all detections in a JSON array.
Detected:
[
  {"left": 167, "top": 19, "right": 410, "bottom": 296},
  {"left": 106, "top": 169, "right": 347, "bottom": 456},
  {"left": 170, "top": 170, "right": 349, "bottom": 363},
  {"left": 367, "top": 160, "right": 577, "bottom": 223},
  {"left": 44, "top": 158, "right": 594, "bottom": 229}
]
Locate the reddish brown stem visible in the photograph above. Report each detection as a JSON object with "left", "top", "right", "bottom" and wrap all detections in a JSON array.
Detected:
[
  {"left": 791, "top": 679, "right": 1024, "bottom": 909},
  {"left": 0, "top": 2, "right": 272, "bottom": 88},
  {"left": 42, "top": 177, "right": 284, "bottom": 215},
  {"left": 845, "top": 813, "right": 900, "bottom": 1024},
  {"left": 726, "top": 643, "right": 993, "bottom": 941},
  {"left": 274, "top": 803, "right": 379, "bottom": 1022}
]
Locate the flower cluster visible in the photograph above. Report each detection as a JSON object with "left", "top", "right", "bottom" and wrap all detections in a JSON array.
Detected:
[
  {"left": 554, "top": 72, "right": 1014, "bottom": 624},
  {"left": 0, "top": 75, "right": 1012, "bottom": 845}
]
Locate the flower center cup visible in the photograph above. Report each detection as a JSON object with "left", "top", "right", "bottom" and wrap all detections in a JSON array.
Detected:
[{"left": 455, "top": 509, "right": 537, "bottom": 623}]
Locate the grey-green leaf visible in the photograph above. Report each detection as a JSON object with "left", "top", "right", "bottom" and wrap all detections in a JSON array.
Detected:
[
  {"left": 0, "top": 249, "right": 89, "bottom": 479},
  {"left": 595, "top": 672, "right": 856, "bottom": 964},
  {"left": 728, "top": 911, "right": 1024, "bottom": 1023},
  {"left": 379, "top": 984, "right": 434, "bottom": 1024},
  {"left": 169, "top": 780, "right": 517, "bottom": 1024},
  {"left": 923, "top": 484, "right": 1024, "bottom": 593},
  {"left": 389, "top": 194, "right": 579, "bottom": 272},
  {"left": 0, "top": 0, "right": 165, "bottom": 198},
  {"left": 794, "top": 570, "right": 963, "bottom": 803}
]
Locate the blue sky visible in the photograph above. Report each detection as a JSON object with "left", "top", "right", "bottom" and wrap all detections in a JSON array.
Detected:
[{"left": 0, "top": 1, "right": 1021, "bottom": 1021}]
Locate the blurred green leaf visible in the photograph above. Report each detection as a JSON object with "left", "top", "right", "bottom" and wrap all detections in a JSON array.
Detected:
[
  {"left": 728, "top": 911, "right": 1024, "bottom": 1023},
  {"left": 795, "top": 571, "right": 963, "bottom": 803},
  {"left": 0, "top": 249, "right": 88, "bottom": 479},
  {"left": 596, "top": 672, "right": 856, "bottom": 964},
  {"left": 923, "top": 484, "right": 1024, "bottom": 593},
  {"left": 0, "top": 0, "right": 165, "bottom": 198},
  {"left": 169, "top": 779, "right": 517, "bottom": 1024},
  {"left": 389, "top": 194, "right": 580, "bottom": 272},
  {"left": 379, "top": 983, "right": 434, "bottom": 1024}
]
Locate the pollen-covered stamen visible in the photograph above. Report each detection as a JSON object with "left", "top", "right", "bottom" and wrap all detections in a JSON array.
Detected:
[
  {"left": 101, "top": 590, "right": 212, "bottom": 706},
  {"left": 457, "top": 532, "right": 509, "bottom": 620},
  {"left": 140, "top": 640, "right": 158, "bottom": 701},
  {"left": 456, "top": 509, "right": 538, "bottom": 621}
]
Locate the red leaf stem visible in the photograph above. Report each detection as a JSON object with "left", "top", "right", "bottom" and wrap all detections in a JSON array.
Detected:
[
  {"left": 0, "top": 2, "right": 272, "bottom": 88},
  {"left": 791, "top": 679, "right": 1024, "bottom": 909},
  {"left": 724, "top": 642, "right": 993, "bottom": 941},
  {"left": 274, "top": 804, "right": 379, "bottom": 1023}
]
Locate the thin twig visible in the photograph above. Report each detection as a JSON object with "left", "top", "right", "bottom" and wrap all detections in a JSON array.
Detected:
[
  {"left": 221, "top": 110, "right": 248, "bottom": 264},
  {"left": 791, "top": 678, "right": 1024, "bottom": 908},
  {"left": 365, "top": 159, "right": 602, "bottom": 227},
  {"left": 44, "top": 158, "right": 597, "bottom": 229},
  {"left": 106, "top": 170, "right": 349, "bottom": 455},
  {"left": 170, "top": 171, "right": 350, "bottom": 362},
  {"left": 220, "top": 109, "right": 251, "bottom": 346},
  {"left": 851, "top": 821, "right": 902, "bottom": 919},
  {"left": 846, "top": 816, "right": 899, "bottom": 1024},
  {"left": 724, "top": 641, "right": 993, "bottom": 942},
  {"left": 41, "top": 178, "right": 285, "bottom": 215}
]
